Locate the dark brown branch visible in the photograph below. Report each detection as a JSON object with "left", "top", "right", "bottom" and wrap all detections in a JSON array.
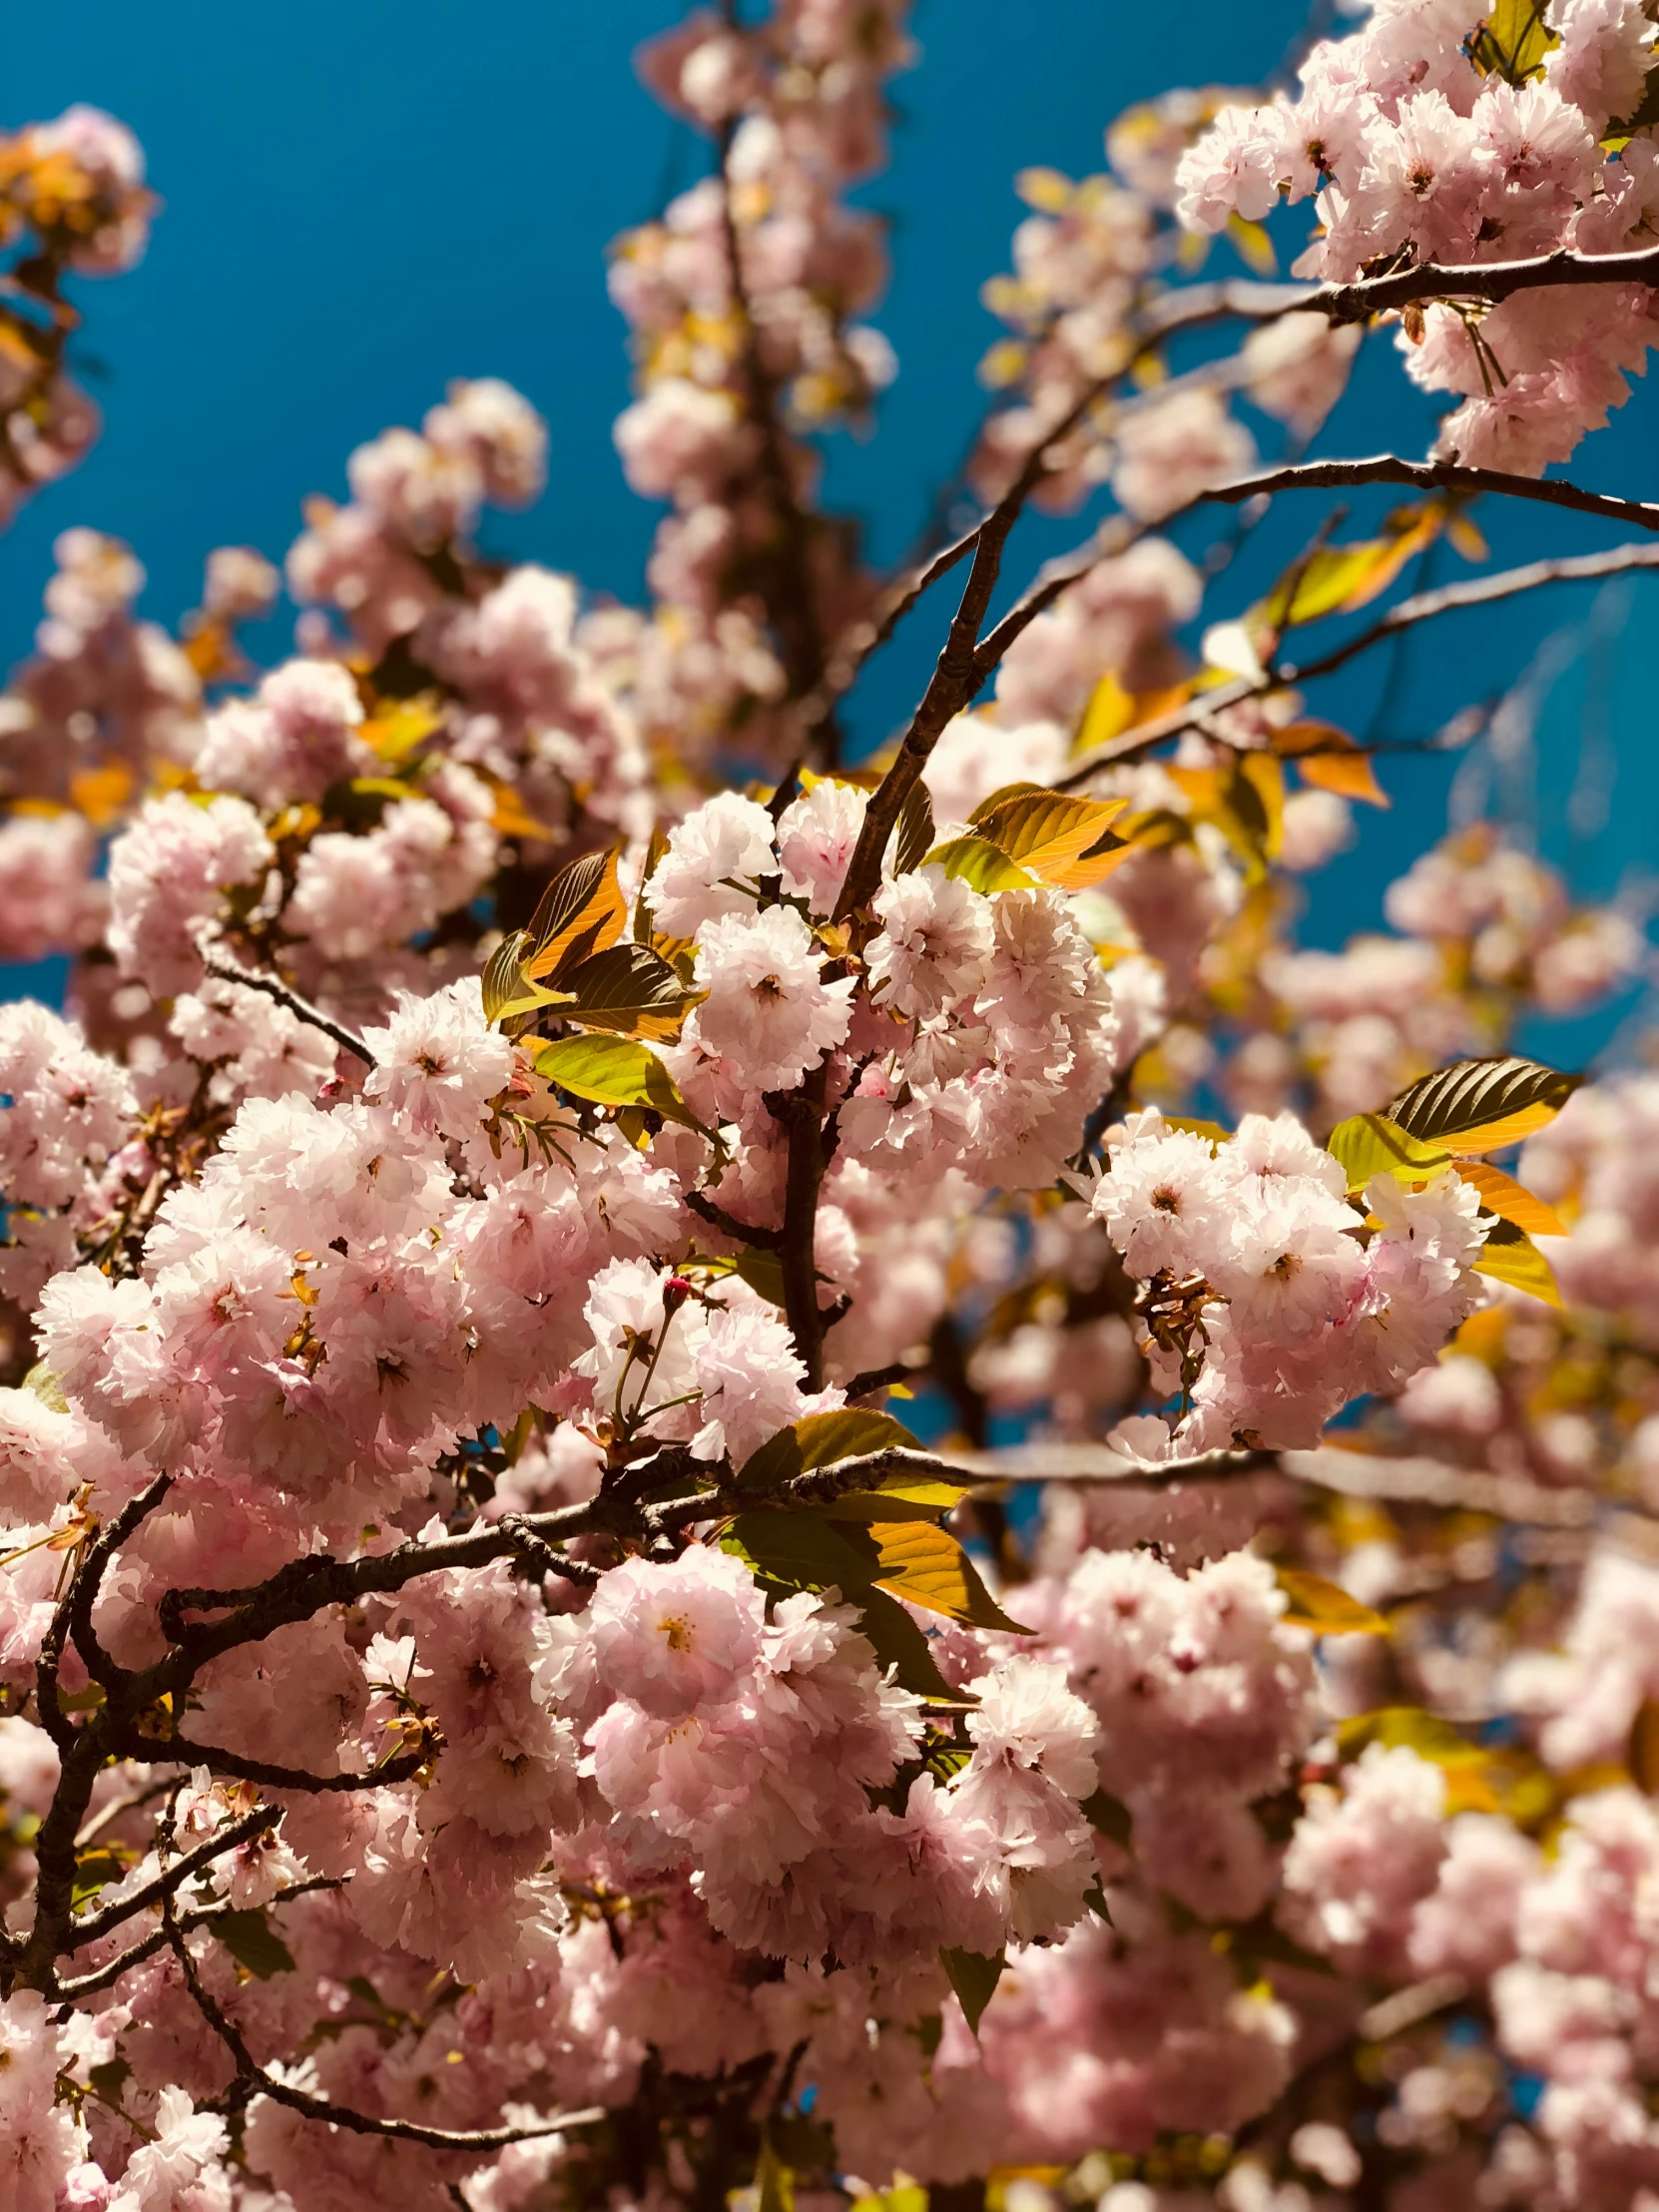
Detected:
[
  {"left": 121, "top": 1735, "right": 428, "bottom": 1796},
  {"left": 496, "top": 1512, "right": 600, "bottom": 1589},
  {"left": 60, "top": 1877, "right": 342, "bottom": 2001},
  {"left": 1056, "top": 538, "right": 1659, "bottom": 787},
  {"left": 164, "top": 1891, "right": 606, "bottom": 2151},
  {"left": 201, "top": 956, "right": 374, "bottom": 1066},
  {"left": 70, "top": 1804, "right": 279, "bottom": 1948},
  {"left": 979, "top": 454, "right": 1659, "bottom": 707},
  {"left": 685, "top": 1190, "right": 785, "bottom": 1250}
]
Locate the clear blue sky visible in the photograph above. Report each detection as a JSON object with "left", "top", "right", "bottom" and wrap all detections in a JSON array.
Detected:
[{"left": 5, "top": 0, "right": 1657, "bottom": 1058}]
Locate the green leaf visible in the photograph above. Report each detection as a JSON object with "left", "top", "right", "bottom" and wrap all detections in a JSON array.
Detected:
[
  {"left": 728, "top": 1250, "right": 789, "bottom": 1307},
  {"left": 1325, "top": 1112, "right": 1451, "bottom": 1193},
  {"left": 737, "top": 1408, "right": 919, "bottom": 1494},
  {"left": 1470, "top": 0, "right": 1558, "bottom": 83},
  {"left": 215, "top": 1906, "right": 295, "bottom": 1980},
  {"left": 1386, "top": 1055, "right": 1581, "bottom": 1155},
  {"left": 847, "top": 1583, "right": 958, "bottom": 1700},
  {"left": 1079, "top": 1788, "right": 1133, "bottom": 1849},
  {"left": 531, "top": 1034, "right": 708, "bottom": 1139},
  {"left": 940, "top": 1945, "right": 1005, "bottom": 2035},
  {"left": 1472, "top": 1215, "right": 1562, "bottom": 1308},
  {"left": 893, "top": 781, "right": 936, "bottom": 877},
  {"left": 557, "top": 941, "right": 703, "bottom": 1043},
  {"left": 1276, "top": 1566, "right": 1389, "bottom": 1636},
  {"left": 966, "top": 788, "right": 1130, "bottom": 890},
  {"left": 727, "top": 1506, "right": 1022, "bottom": 1632},
  {"left": 725, "top": 1509, "right": 883, "bottom": 1597},
  {"left": 521, "top": 846, "right": 628, "bottom": 982},
  {"left": 921, "top": 833, "right": 1037, "bottom": 894}
]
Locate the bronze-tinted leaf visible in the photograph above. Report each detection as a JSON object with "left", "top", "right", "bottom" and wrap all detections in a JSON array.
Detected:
[
  {"left": 521, "top": 847, "right": 627, "bottom": 982},
  {"left": 559, "top": 941, "right": 703, "bottom": 1042},
  {"left": 1386, "top": 1055, "right": 1581, "bottom": 1154}
]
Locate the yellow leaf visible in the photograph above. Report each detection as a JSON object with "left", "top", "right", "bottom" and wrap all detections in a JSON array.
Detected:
[
  {"left": 865, "top": 1521, "right": 1026, "bottom": 1631},
  {"left": 1275, "top": 722, "right": 1389, "bottom": 808},
  {"left": 922, "top": 834, "right": 1037, "bottom": 894},
  {"left": 1630, "top": 1697, "right": 1659, "bottom": 1795},
  {"left": 360, "top": 695, "right": 445, "bottom": 763},
  {"left": 1276, "top": 1567, "right": 1388, "bottom": 1636},
  {"left": 68, "top": 759, "right": 136, "bottom": 829},
  {"left": 1226, "top": 212, "right": 1277, "bottom": 276},
  {"left": 1386, "top": 1055, "right": 1581, "bottom": 1156},
  {"left": 969, "top": 787, "right": 1130, "bottom": 889},
  {"left": 1454, "top": 1160, "right": 1568, "bottom": 1239},
  {"left": 1075, "top": 669, "right": 1136, "bottom": 752},
  {"left": 1014, "top": 166, "right": 1074, "bottom": 213},
  {"left": 489, "top": 783, "right": 558, "bottom": 840},
  {"left": 1473, "top": 1221, "right": 1563, "bottom": 1308}
]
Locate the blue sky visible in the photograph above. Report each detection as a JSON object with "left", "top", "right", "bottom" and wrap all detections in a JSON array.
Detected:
[{"left": 5, "top": 0, "right": 1658, "bottom": 1054}]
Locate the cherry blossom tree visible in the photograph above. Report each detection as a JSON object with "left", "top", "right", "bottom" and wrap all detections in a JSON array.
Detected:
[{"left": 6, "top": 5, "right": 1659, "bottom": 2208}]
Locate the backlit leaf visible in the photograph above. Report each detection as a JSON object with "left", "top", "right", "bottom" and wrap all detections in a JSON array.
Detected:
[
  {"left": 1276, "top": 1567, "right": 1388, "bottom": 1636},
  {"left": 1075, "top": 669, "right": 1137, "bottom": 752},
  {"left": 522, "top": 847, "right": 628, "bottom": 982},
  {"left": 1162, "top": 1115, "right": 1231, "bottom": 1148},
  {"left": 863, "top": 1519, "right": 1026, "bottom": 1631},
  {"left": 359, "top": 695, "right": 445, "bottom": 763},
  {"left": 737, "top": 1408, "right": 920, "bottom": 1494},
  {"left": 825, "top": 1474, "right": 973, "bottom": 1522},
  {"left": 726, "top": 1510, "right": 882, "bottom": 1596},
  {"left": 1274, "top": 722, "right": 1389, "bottom": 808},
  {"left": 1455, "top": 1160, "right": 1568, "bottom": 1239},
  {"left": 922, "top": 833, "right": 1037, "bottom": 894},
  {"left": 1470, "top": 0, "right": 1559, "bottom": 83},
  {"left": 531, "top": 1034, "right": 708, "bottom": 1139},
  {"left": 1225, "top": 212, "right": 1277, "bottom": 276},
  {"left": 755, "top": 2141, "right": 794, "bottom": 2212},
  {"left": 1473, "top": 1216, "right": 1562, "bottom": 1307},
  {"left": 1387, "top": 1055, "right": 1581, "bottom": 1154},
  {"left": 559, "top": 941, "right": 703, "bottom": 1042},
  {"left": 969, "top": 787, "right": 1131, "bottom": 889},
  {"left": 1325, "top": 1113, "right": 1451, "bottom": 1193},
  {"left": 940, "top": 1945, "right": 1006, "bottom": 2035}
]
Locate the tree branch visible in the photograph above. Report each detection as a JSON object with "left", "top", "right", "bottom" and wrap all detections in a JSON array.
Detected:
[
  {"left": 70, "top": 1804, "right": 279, "bottom": 1949},
  {"left": 1055, "top": 538, "right": 1659, "bottom": 787},
  {"left": 201, "top": 956, "right": 374, "bottom": 1067}
]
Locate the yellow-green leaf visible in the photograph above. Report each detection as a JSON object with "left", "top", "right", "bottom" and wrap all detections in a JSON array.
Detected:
[
  {"left": 1470, "top": 0, "right": 1558, "bottom": 83},
  {"left": 825, "top": 1473, "right": 974, "bottom": 1522},
  {"left": 1325, "top": 1113, "right": 1452, "bottom": 1193},
  {"left": 482, "top": 930, "right": 566, "bottom": 1025},
  {"left": 1163, "top": 1114, "right": 1232, "bottom": 1148},
  {"left": 531, "top": 1034, "right": 705, "bottom": 1136},
  {"left": 1387, "top": 1054, "right": 1581, "bottom": 1155},
  {"left": 1454, "top": 1160, "right": 1568, "bottom": 1239},
  {"left": 755, "top": 2141, "right": 794, "bottom": 2212},
  {"left": 359, "top": 695, "right": 445, "bottom": 763},
  {"left": 1473, "top": 1217, "right": 1562, "bottom": 1307},
  {"left": 1276, "top": 1567, "right": 1389, "bottom": 1636},
  {"left": 968, "top": 787, "right": 1131, "bottom": 890},
  {"left": 922, "top": 833, "right": 1037, "bottom": 894},
  {"left": 215, "top": 1906, "right": 295, "bottom": 1980}
]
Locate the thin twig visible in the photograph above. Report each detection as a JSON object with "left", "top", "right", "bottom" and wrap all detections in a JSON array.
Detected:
[{"left": 201, "top": 956, "right": 374, "bottom": 1066}]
